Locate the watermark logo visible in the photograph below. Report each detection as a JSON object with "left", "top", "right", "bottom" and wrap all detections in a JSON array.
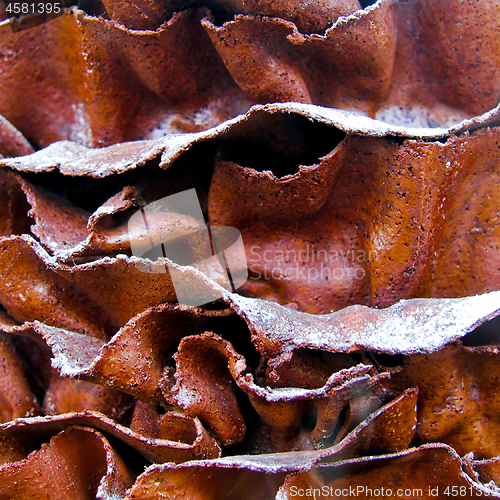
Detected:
[{"left": 128, "top": 188, "right": 248, "bottom": 307}]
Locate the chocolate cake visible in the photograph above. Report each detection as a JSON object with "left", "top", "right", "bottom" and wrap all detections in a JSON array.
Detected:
[{"left": 0, "top": 0, "right": 500, "bottom": 498}]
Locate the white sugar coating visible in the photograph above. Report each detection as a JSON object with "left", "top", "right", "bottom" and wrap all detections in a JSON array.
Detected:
[
  {"left": 242, "top": 377, "right": 365, "bottom": 403},
  {"left": 40, "top": 324, "right": 104, "bottom": 376},
  {"left": 11, "top": 235, "right": 500, "bottom": 357},
  {"left": 2, "top": 100, "right": 499, "bottom": 177},
  {"left": 96, "top": 487, "right": 125, "bottom": 500},
  {"left": 173, "top": 384, "right": 202, "bottom": 408},
  {"left": 228, "top": 291, "right": 500, "bottom": 355},
  {"left": 145, "top": 447, "right": 322, "bottom": 475}
]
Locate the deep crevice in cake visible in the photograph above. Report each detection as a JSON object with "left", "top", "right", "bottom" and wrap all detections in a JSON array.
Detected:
[
  {"left": 462, "top": 316, "right": 500, "bottom": 347},
  {"left": 217, "top": 115, "right": 346, "bottom": 178}
]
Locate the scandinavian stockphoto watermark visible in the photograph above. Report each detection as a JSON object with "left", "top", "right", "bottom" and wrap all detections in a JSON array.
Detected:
[
  {"left": 247, "top": 245, "right": 377, "bottom": 284},
  {"left": 128, "top": 189, "right": 248, "bottom": 308},
  {"left": 127, "top": 189, "right": 378, "bottom": 306},
  {"left": 127, "top": 188, "right": 379, "bottom": 305},
  {"left": 288, "top": 484, "right": 491, "bottom": 497}
]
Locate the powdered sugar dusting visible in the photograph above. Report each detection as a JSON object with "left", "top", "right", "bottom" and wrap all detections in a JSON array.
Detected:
[
  {"left": 39, "top": 324, "right": 104, "bottom": 376},
  {"left": 2, "top": 100, "right": 497, "bottom": 177},
  {"left": 228, "top": 291, "right": 500, "bottom": 355}
]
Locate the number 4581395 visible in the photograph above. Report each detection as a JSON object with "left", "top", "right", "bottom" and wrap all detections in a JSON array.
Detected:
[
  {"left": 5, "top": 3, "right": 62, "bottom": 14},
  {"left": 444, "top": 485, "right": 490, "bottom": 497}
]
